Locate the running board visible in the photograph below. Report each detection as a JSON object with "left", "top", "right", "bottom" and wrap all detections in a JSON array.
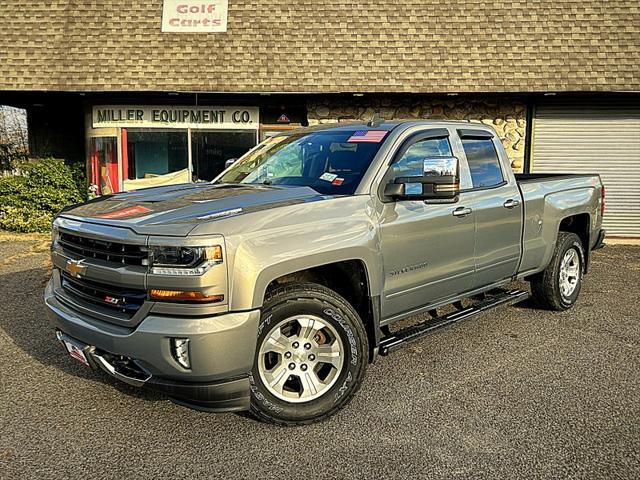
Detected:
[{"left": 378, "top": 289, "right": 529, "bottom": 356}]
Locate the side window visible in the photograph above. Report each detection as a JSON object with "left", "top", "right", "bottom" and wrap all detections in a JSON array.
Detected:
[
  {"left": 393, "top": 137, "right": 452, "bottom": 177},
  {"left": 461, "top": 138, "right": 504, "bottom": 188}
]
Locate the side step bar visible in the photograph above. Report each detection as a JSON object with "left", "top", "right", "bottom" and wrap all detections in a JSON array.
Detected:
[{"left": 378, "top": 289, "right": 529, "bottom": 356}]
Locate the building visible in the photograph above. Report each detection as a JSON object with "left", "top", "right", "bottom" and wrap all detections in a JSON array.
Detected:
[{"left": 0, "top": 1, "right": 638, "bottom": 235}]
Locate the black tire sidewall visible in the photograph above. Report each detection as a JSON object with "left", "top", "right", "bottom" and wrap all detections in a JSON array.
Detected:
[
  {"left": 555, "top": 236, "right": 584, "bottom": 308},
  {"left": 249, "top": 288, "right": 367, "bottom": 423}
]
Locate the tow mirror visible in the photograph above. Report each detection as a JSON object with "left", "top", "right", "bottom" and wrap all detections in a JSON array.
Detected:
[
  {"left": 384, "top": 156, "right": 460, "bottom": 202},
  {"left": 224, "top": 158, "right": 238, "bottom": 169}
]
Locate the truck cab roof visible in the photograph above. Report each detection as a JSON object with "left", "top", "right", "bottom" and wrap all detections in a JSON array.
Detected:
[{"left": 283, "top": 119, "right": 495, "bottom": 137}]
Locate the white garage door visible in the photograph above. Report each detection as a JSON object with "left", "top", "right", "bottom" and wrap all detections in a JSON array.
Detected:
[{"left": 532, "top": 99, "right": 640, "bottom": 237}]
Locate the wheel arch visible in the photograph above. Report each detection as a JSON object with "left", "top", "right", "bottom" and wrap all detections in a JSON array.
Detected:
[
  {"left": 558, "top": 212, "right": 591, "bottom": 273},
  {"left": 257, "top": 259, "right": 381, "bottom": 362}
]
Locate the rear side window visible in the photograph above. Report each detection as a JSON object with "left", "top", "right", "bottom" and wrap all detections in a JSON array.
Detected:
[
  {"left": 393, "top": 137, "right": 452, "bottom": 177},
  {"left": 461, "top": 138, "right": 504, "bottom": 188}
]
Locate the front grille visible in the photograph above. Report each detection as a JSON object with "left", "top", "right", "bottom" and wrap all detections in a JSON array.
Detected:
[
  {"left": 59, "top": 232, "right": 147, "bottom": 266},
  {"left": 61, "top": 271, "right": 146, "bottom": 317}
]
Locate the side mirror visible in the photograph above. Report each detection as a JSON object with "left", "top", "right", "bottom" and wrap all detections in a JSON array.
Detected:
[
  {"left": 384, "top": 156, "right": 460, "bottom": 202},
  {"left": 224, "top": 158, "right": 238, "bottom": 169}
]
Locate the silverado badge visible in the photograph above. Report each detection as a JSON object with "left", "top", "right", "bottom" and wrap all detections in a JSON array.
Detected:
[{"left": 66, "top": 259, "right": 87, "bottom": 278}]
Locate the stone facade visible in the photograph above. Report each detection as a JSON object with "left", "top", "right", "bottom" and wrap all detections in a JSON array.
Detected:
[{"left": 307, "top": 96, "right": 527, "bottom": 172}]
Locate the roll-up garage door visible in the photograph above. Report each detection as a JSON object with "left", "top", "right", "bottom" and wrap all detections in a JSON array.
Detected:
[{"left": 531, "top": 99, "right": 640, "bottom": 237}]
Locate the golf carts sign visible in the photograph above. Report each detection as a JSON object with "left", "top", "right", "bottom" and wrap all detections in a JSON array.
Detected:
[{"left": 162, "top": 0, "right": 228, "bottom": 33}]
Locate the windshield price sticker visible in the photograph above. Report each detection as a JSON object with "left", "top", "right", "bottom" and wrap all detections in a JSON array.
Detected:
[{"left": 320, "top": 172, "right": 338, "bottom": 182}]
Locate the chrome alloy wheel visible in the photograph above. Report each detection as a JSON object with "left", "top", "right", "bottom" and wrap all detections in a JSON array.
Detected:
[
  {"left": 257, "top": 315, "right": 344, "bottom": 403},
  {"left": 559, "top": 248, "right": 580, "bottom": 298}
]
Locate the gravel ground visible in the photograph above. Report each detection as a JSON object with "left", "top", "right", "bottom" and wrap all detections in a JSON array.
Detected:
[{"left": 0, "top": 239, "right": 638, "bottom": 479}]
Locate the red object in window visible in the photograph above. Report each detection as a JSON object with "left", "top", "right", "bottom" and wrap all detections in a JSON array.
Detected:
[
  {"left": 121, "top": 128, "right": 129, "bottom": 184},
  {"left": 600, "top": 185, "right": 606, "bottom": 217},
  {"left": 90, "top": 150, "right": 100, "bottom": 193},
  {"left": 107, "top": 140, "right": 118, "bottom": 193}
]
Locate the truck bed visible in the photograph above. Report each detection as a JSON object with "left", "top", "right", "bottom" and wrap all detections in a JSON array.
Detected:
[{"left": 516, "top": 172, "right": 602, "bottom": 277}]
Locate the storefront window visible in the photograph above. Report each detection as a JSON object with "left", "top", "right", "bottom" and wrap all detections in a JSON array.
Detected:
[
  {"left": 191, "top": 131, "right": 256, "bottom": 181},
  {"left": 123, "top": 129, "right": 189, "bottom": 189},
  {"left": 87, "top": 105, "right": 263, "bottom": 193},
  {"left": 89, "top": 136, "right": 118, "bottom": 195}
]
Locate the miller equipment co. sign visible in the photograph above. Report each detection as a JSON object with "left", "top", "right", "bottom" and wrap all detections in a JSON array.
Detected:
[
  {"left": 92, "top": 106, "right": 258, "bottom": 130},
  {"left": 162, "top": 0, "right": 228, "bottom": 33}
]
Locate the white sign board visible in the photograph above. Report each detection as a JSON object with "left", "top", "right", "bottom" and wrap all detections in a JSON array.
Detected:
[
  {"left": 162, "top": 0, "right": 228, "bottom": 33},
  {"left": 92, "top": 106, "right": 259, "bottom": 130}
]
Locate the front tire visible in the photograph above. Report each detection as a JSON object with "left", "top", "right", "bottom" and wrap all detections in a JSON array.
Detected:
[
  {"left": 249, "top": 282, "right": 368, "bottom": 425},
  {"left": 531, "top": 232, "right": 585, "bottom": 311}
]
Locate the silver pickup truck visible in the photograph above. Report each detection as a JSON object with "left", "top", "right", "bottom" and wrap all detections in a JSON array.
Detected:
[{"left": 45, "top": 120, "right": 605, "bottom": 425}]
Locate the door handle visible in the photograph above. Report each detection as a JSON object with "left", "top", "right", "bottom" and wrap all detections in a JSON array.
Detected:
[
  {"left": 503, "top": 199, "right": 521, "bottom": 209},
  {"left": 452, "top": 207, "right": 472, "bottom": 217}
]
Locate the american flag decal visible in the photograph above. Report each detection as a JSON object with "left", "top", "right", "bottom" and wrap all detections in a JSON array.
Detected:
[{"left": 347, "top": 130, "right": 388, "bottom": 143}]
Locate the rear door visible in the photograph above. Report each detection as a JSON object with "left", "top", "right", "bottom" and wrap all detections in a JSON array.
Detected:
[
  {"left": 378, "top": 128, "right": 476, "bottom": 319},
  {"left": 456, "top": 129, "right": 522, "bottom": 289}
]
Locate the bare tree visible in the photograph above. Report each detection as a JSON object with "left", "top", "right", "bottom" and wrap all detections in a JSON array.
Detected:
[{"left": 0, "top": 105, "right": 29, "bottom": 172}]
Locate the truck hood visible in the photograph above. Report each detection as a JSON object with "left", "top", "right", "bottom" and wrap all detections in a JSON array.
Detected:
[{"left": 59, "top": 183, "right": 332, "bottom": 236}]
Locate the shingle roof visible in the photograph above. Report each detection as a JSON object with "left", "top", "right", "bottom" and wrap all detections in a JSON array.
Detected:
[{"left": 1, "top": 1, "right": 638, "bottom": 93}]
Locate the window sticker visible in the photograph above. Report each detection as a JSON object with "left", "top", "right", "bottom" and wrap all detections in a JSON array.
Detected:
[
  {"left": 332, "top": 177, "right": 345, "bottom": 186},
  {"left": 319, "top": 172, "right": 338, "bottom": 182},
  {"left": 347, "top": 130, "right": 388, "bottom": 143}
]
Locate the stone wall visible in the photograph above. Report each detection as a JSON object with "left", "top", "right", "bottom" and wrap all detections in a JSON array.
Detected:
[{"left": 307, "top": 96, "right": 527, "bottom": 171}]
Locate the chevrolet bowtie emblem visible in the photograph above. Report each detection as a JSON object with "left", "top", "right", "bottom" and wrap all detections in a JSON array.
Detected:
[{"left": 66, "top": 259, "right": 87, "bottom": 278}]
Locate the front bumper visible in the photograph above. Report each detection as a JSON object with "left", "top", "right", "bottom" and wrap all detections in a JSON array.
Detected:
[{"left": 45, "top": 278, "right": 260, "bottom": 412}]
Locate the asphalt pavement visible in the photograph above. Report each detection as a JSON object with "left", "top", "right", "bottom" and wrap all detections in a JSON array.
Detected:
[{"left": 0, "top": 237, "right": 638, "bottom": 479}]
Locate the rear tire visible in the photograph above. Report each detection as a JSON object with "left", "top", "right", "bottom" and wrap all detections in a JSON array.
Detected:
[
  {"left": 531, "top": 232, "right": 584, "bottom": 311},
  {"left": 249, "top": 282, "right": 368, "bottom": 425}
]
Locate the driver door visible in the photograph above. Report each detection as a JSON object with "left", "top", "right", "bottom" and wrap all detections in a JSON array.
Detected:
[{"left": 378, "top": 129, "right": 476, "bottom": 320}]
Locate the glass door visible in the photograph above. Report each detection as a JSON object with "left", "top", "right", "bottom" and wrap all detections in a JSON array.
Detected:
[
  {"left": 123, "top": 129, "right": 189, "bottom": 190},
  {"left": 191, "top": 130, "right": 257, "bottom": 181}
]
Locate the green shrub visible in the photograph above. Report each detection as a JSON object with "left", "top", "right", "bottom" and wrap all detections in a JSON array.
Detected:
[
  {"left": 70, "top": 161, "right": 89, "bottom": 202},
  {"left": 0, "top": 158, "right": 85, "bottom": 233}
]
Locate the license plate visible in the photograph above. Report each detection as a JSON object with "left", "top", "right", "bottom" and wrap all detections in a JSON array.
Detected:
[{"left": 62, "top": 338, "right": 90, "bottom": 367}]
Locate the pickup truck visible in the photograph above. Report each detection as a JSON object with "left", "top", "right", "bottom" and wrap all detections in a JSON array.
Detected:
[{"left": 45, "top": 120, "right": 606, "bottom": 425}]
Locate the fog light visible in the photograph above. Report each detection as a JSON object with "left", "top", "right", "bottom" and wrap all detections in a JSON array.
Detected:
[{"left": 171, "top": 338, "right": 191, "bottom": 369}]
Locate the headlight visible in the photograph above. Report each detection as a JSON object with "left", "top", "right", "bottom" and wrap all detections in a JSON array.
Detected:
[{"left": 149, "top": 245, "right": 222, "bottom": 275}]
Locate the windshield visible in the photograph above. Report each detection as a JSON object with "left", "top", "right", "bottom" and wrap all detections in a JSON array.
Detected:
[{"left": 214, "top": 130, "right": 389, "bottom": 195}]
